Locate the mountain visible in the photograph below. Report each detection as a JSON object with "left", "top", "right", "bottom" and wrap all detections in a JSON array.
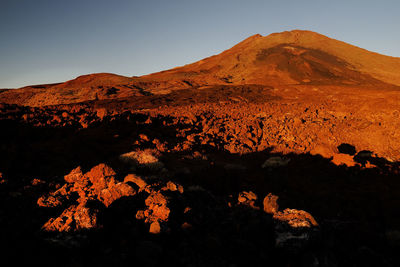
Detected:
[
  {"left": 2, "top": 30, "right": 400, "bottom": 266},
  {"left": 144, "top": 30, "right": 400, "bottom": 87},
  {"left": 1, "top": 30, "right": 400, "bottom": 106}
]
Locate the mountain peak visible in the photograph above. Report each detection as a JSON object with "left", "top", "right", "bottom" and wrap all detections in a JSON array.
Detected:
[
  {"left": 144, "top": 29, "right": 400, "bottom": 87},
  {"left": 264, "top": 29, "right": 330, "bottom": 45}
]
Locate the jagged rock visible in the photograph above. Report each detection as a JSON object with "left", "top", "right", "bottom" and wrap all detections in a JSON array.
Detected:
[
  {"left": 39, "top": 164, "right": 136, "bottom": 231},
  {"left": 42, "top": 206, "right": 76, "bottom": 232},
  {"left": 98, "top": 182, "right": 136, "bottom": 207},
  {"left": 124, "top": 174, "right": 148, "bottom": 190},
  {"left": 238, "top": 191, "right": 258, "bottom": 208},
  {"left": 73, "top": 203, "right": 99, "bottom": 229},
  {"left": 42, "top": 203, "right": 98, "bottom": 232},
  {"left": 142, "top": 191, "right": 170, "bottom": 223},
  {"left": 161, "top": 181, "right": 184, "bottom": 193},
  {"left": 273, "top": 209, "right": 318, "bottom": 228},
  {"left": 263, "top": 193, "right": 279, "bottom": 214},
  {"left": 37, "top": 194, "right": 64, "bottom": 208},
  {"left": 37, "top": 184, "right": 71, "bottom": 208},
  {"left": 273, "top": 208, "right": 319, "bottom": 249},
  {"left": 85, "top": 163, "right": 116, "bottom": 192},
  {"left": 64, "top": 166, "right": 85, "bottom": 184},
  {"left": 135, "top": 180, "right": 184, "bottom": 233}
]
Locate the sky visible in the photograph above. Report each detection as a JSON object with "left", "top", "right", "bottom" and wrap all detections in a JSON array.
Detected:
[{"left": 1, "top": 0, "right": 399, "bottom": 88}]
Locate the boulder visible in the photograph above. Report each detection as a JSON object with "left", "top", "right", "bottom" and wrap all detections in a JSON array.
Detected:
[
  {"left": 273, "top": 208, "right": 319, "bottom": 249},
  {"left": 135, "top": 180, "right": 185, "bottom": 233},
  {"left": 263, "top": 193, "right": 279, "bottom": 214},
  {"left": 238, "top": 191, "right": 258, "bottom": 208},
  {"left": 273, "top": 208, "right": 318, "bottom": 228},
  {"left": 120, "top": 149, "right": 164, "bottom": 171},
  {"left": 124, "top": 174, "right": 148, "bottom": 190}
]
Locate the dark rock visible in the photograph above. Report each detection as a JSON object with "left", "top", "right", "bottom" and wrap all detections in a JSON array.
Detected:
[{"left": 337, "top": 143, "right": 356, "bottom": 155}]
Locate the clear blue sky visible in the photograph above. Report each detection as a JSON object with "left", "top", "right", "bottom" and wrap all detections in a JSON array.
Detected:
[{"left": 1, "top": 0, "right": 399, "bottom": 88}]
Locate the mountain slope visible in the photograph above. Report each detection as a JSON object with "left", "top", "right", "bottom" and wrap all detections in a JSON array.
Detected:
[
  {"left": 144, "top": 30, "right": 400, "bottom": 87},
  {"left": 0, "top": 73, "right": 150, "bottom": 106}
]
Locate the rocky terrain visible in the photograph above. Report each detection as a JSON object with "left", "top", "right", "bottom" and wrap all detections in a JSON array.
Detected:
[{"left": 1, "top": 30, "right": 400, "bottom": 266}]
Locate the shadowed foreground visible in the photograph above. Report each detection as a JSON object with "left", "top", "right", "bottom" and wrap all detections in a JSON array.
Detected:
[{"left": 1, "top": 105, "right": 399, "bottom": 266}]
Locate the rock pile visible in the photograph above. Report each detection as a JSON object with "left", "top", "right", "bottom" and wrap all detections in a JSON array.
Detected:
[
  {"left": 261, "top": 193, "right": 319, "bottom": 249},
  {"left": 38, "top": 164, "right": 136, "bottom": 231},
  {"left": 38, "top": 164, "right": 185, "bottom": 234}
]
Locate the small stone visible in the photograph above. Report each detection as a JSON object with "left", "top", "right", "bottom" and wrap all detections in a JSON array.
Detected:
[{"left": 149, "top": 221, "right": 161, "bottom": 234}]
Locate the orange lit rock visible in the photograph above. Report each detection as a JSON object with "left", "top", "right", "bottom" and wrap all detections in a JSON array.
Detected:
[
  {"left": 42, "top": 203, "right": 98, "bottom": 232},
  {"left": 272, "top": 208, "right": 319, "bottom": 249},
  {"left": 64, "top": 166, "right": 84, "bottom": 184},
  {"left": 42, "top": 206, "right": 76, "bottom": 232},
  {"left": 37, "top": 184, "right": 70, "bottom": 208},
  {"left": 273, "top": 208, "right": 318, "bottom": 228},
  {"left": 124, "top": 174, "right": 148, "bottom": 190},
  {"left": 139, "top": 133, "right": 150, "bottom": 142},
  {"left": 98, "top": 182, "right": 136, "bottom": 207},
  {"left": 39, "top": 164, "right": 136, "bottom": 231},
  {"left": 86, "top": 163, "right": 116, "bottom": 190},
  {"left": 263, "top": 193, "right": 279, "bottom": 214},
  {"left": 331, "top": 153, "right": 357, "bottom": 167},
  {"left": 95, "top": 108, "right": 107, "bottom": 120},
  {"left": 238, "top": 191, "right": 258, "bottom": 208},
  {"left": 135, "top": 180, "right": 185, "bottom": 233},
  {"left": 149, "top": 221, "right": 161, "bottom": 234},
  {"left": 161, "top": 181, "right": 184, "bottom": 193},
  {"left": 143, "top": 191, "right": 170, "bottom": 223}
]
